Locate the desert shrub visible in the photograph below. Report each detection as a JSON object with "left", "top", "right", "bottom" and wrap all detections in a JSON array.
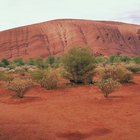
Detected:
[
  {"left": 14, "top": 66, "right": 26, "bottom": 76},
  {"left": 62, "top": 47, "right": 95, "bottom": 84},
  {"left": 96, "top": 64, "right": 133, "bottom": 83},
  {"left": 8, "top": 78, "right": 33, "bottom": 98},
  {"left": 47, "top": 55, "right": 55, "bottom": 65},
  {"left": 98, "top": 78, "right": 120, "bottom": 97},
  {"left": 47, "top": 56, "right": 62, "bottom": 68},
  {"left": 1, "top": 59, "right": 10, "bottom": 67},
  {"left": 34, "top": 57, "right": 48, "bottom": 69},
  {"left": 13, "top": 58, "right": 25, "bottom": 66},
  {"left": 27, "top": 58, "right": 35, "bottom": 65},
  {"left": 95, "top": 56, "right": 107, "bottom": 64},
  {"left": 109, "top": 55, "right": 121, "bottom": 63},
  {"left": 109, "top": 55, "right": 131, "bottom": 63},
  {"left": 125, "top": 63, "right": 140, "bottom": 73},
  {"left": 30, "top": 67, "right": 59, "bottom": 89},
  {"left": 7, "top": 63, "right": 16, "bottom": 69},
  {"left": 119, "top": 56, "right": 131, "bottom": 63},
  {"left": 133, "top": 57, "right": 140, "bottom": 64},
  {"left": 39, "top": 69, "right": 59, "bottom": 89},
  {"left": 30, "top": 69, "right": 46, "bottom": 82},
  {"left": 0, "top": 71, "right": 14, "bottom": 83}
]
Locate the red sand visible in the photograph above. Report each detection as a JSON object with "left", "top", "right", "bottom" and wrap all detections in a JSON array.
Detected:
[{"left": 0, "top": 74, "right": 140, "bottom": 140}]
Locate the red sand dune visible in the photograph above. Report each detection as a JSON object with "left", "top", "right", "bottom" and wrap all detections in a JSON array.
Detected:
[
  {"left": 0, "top": 74, "right": 140, "bottom": 140},
  {"left": 0, "top": 19, "right": 140, "bottom": 60}
]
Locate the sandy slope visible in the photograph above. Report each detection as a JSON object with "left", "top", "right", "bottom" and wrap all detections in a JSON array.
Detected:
[
  {"left": 0, "top": 19, "right": 140, "bottom": 60},
  {"left": 0, "top": 74, "right": 140, "bottom": 140}
]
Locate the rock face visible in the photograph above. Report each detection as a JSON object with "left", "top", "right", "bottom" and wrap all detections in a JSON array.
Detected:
[{"left": 0, "top": 19, "right": 140, "bottom": 60}]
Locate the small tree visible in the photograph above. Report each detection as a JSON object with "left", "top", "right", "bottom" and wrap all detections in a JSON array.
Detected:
[
  {"left": 98, "top": 78, "right": 120, "bottom": 97},
  {"left": 62, "top": 47, "right": 95, "bottom": 84}
]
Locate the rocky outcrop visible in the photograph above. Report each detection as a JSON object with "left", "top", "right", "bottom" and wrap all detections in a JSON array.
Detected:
[{"left": 0, "top": 19, "right": 140, "bottom": 60}]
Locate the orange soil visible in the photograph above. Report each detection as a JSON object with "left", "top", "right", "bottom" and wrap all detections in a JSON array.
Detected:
[{"left": 0, "top": 74, "right": 140, "bottom": 140}]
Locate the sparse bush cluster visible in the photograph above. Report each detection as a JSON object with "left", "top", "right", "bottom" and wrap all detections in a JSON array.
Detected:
[{"left": 0, "top": 47, "right": 140, "bottom": 98}]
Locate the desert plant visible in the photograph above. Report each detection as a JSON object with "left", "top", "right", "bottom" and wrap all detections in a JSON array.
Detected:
[
  {"left": 96, "top": 64, "right": 133, "bottom": 83},
  {"left": 30, "top": 68, "right": 59, "bottom": 89},
  {"left": 0, "top": 71, "right": 14, "bottom": 83},
  {"left": 1, "top": 59, "right": 10, "bottom": 67},
  {"left": 109, "top": 55, "right": 121, "bottom": 63},
  {"left": 34, "top": 57, "right": 48, "bottom": 69},
  {"left": 109, "top": 55, "right": 131, "bottom": 64},
  {"left": 13, "top": 58, "right": 25, "bottom": 66},
  {"left": 95, "top": 56, "right": 107, "bottom": 64},
  {"left": 119, "top": 56, "right": 131, "bottom": 63},
  {"left": 39, "top": 69, "right": 59, "bottom": 89},
  {"left": 125, "top": 63, "right": 140, "bottom": 73},
  {"left": 27, "top": 58, "right": 35, "bottom": 65},
  {"left": 133, "top": 56, "right": 140, "bottom": 64},
  {"left": 62, "top": 47, "right": 95, "bottom": 84},
  {"left": 8, "top": 78, "right": 33, "bottom": 98},
  {"left": 30, "top": 69, "right": 46, "bottom": 82},
  {"left": 98, "top": 78, "right": 120, "bottom": 97}
]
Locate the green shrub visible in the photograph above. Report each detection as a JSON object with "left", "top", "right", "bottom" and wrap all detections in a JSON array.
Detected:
[
  {"left": 133, "top": 57, "right": 140, "bottom": 64},
  {"left": 109, "top": 55, "right": 121, "bottom": 63},
  {"left": 27, "top": 58, "right": 35, "bottom": 65},
  {"left": 119, "top": 56, "right": 131, "bottom": 63},
  {"left": 8, "top": 78, "right": 33, "bottom": 98},
  {"left": 47, "top": 55, "right": 55, "bottom": 65},
  {"left": 1, "top": 59, "right": 10, "bottom": 67},
  {"left": 34, "top": 57, "right": 48, "bottom": 69},
  {"left": 109, "top": 55, "right": 131, "bottom": 63},
  {"left": 62, "top": 47, "right": 95, "bottom": 84},
  {"left": 95, "top": 56, "right": 107, "bottom": 64},
  {"left": 125, "top": 63, "right": 140, "bottom": 73},
  {"left": 96, "top": 64, "right": 133, "bottom": 83},
  {"left": 98, "top": 78, "right": 120, "bottom": 97},
  {"left": 13, "top": 58, "right": 25, "bottom": 66}
]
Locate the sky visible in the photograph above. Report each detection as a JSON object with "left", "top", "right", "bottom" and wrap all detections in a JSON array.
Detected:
[{"left": 0, "top": 0, "right": 140, "bottom": 31}]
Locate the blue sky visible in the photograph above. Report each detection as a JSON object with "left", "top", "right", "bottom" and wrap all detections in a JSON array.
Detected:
[{"left": 0, "top": 0, "right": 140, "bottom": 31}]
